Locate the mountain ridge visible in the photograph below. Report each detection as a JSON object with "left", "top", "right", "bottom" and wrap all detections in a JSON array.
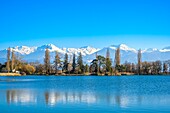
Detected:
[{"left": 0, "top": 44, "right": 170, "bottom": 64}]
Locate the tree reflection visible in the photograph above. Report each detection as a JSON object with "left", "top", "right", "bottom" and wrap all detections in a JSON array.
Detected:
[
  {"left": 5, "top": 89, "right": 169, "bottom": 108},
  {"left": 6, "top": 90, "right": 37, "bottom": 105},
  {"left": 44, "top": 91, "right": 60, "bottom": 106}
]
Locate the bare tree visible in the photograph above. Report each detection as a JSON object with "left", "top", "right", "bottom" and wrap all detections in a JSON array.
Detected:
[
  {"left": 54, "top": 51, "right": 60, "bottom": 74},
  {"left": 6, "top": 47, "right": 11, "bottom": 73},
  {"left": 115, "top": 47, "right": 120, "bottom": 66},
  {"left": 163, "top": 62, "right": 168, "bottom": 74},
  {"left": 44, "top": 48, "right": 50, "bottom": 75},
  {"left": 11, "top": 50, "right": 15, "bottom": 72}
]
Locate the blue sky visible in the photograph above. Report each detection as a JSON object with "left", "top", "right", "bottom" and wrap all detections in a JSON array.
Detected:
[{"left": 0, "top": 0, "right": 170, "bottom": 49}]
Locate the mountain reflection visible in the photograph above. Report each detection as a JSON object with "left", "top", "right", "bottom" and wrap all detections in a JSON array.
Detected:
[{"left": 5, "top": 89, "right": 169, "bottom": 107}]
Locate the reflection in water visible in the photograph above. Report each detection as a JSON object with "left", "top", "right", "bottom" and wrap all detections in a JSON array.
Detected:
[
  {"left": 5, "top": 89, "right": 170, "bottom": 108},
  {"left": 44, "top": 91, "right": 97, "bottom": 106},
  {"left": 6, "top": 90, "right": 37, "bottom": 105},
  {"left": 1, "top": 76, "right": 170, "bottom": 113},
  {"left": 45, "top": 92, "right": 60, "bottom": 106}
]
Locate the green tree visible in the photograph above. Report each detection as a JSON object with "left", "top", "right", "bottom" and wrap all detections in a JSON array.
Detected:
[
  {"left": 63, "top": 53, "right": 68, "bottom": 73},
  {"left": 91, "top": 59, "right": 99, "bottom": 75},
  {"left": 77, "top": 52, "right": 84, "bottom": 74},
  {"left": 131, "top": 63, "right": 136, "bottom": 73},
  {"left": 97, "top": 55, "right": 106, "bottom": 74},
  {"left": 91, "top": 55, "right": 106, "bottom": 75},
  {"left": 106, "top": 48, "right": 112, "bottom": 74},
  {"left": 138, "top": 49, "right": 142, "bottom": 75},
  {"left": 72, "top": 53, "right": 76, "bottom": 73},
  {"left": 85, "top": 64, "right": 89, "bottom": 73}
]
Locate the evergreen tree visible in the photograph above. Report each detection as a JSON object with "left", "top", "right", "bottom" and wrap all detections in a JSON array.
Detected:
[
  {"left": 97, "top": 55, "right": 106, "bottom": 74},
  {"left": 6, "top": 47, "right": 11, "bottom": 73},
  {"left": 63, "top": 53, "right": 68, "bottom": 72},
  {"left": 44, "top": 48, "right": 50, "bottom": 75},
  {"left": 106, "top": 58, "right": 112, "bottom": 73},
  {"left": 95, "top": 52, "right": 99, "bottom": 74},
  {"left": 132, "top": 63, "right": 136, "bottom": 73},
  {"left": 90, "top": 52, "right": 99, "bottom": 75},
  {"left": 72, "top": 53, "right": 76, "bottom": 73},
  {"left": 138, "top": 49, "right": 142, "bottom": 75},
  {"left": 106, "top": 48, "right": 110, "bottom": 59},
  {"left": 54, "top": 51, "right": 60, "bottom": 74},
  {"left": 91, "top": 59, "right": 98, "bottom": 74},
  {"left": 106, "top": 48, "right": 112, "bottom": 74},
  {"left": 85, "top": 64, "right": 89, "bottom": 73},
  {"left": 77, "top": 52, "right": 84, "bottom": 74}
]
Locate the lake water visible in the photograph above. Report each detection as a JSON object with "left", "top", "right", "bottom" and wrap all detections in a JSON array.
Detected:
[{"left": 0, "top": 75, "right": 170, "bottom": 113}]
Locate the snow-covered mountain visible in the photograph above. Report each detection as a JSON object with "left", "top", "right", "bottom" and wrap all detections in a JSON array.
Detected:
[{"left": 0, "top": 44, "right": 170, "bottom": 64}]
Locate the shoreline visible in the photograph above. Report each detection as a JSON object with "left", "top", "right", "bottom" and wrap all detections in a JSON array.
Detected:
[
  {"left": 0, "top": 73, "right": 21, "bottom": 76},
  {"left": 0, "top": 73, "right": 170, "bottom": 77}
]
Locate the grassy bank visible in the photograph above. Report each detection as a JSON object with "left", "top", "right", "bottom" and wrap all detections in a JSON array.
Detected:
[{"left": 0, "top": 73, "right": 21, "bottom": 76}]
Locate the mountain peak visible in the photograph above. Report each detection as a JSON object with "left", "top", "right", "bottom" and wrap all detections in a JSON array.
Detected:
[
  {"left": 42, "top": 44, "right": 56, "bottom": 48},
  {"left": 0, "top": 44, "right": 170, "bottom": 64},
  {"left": 119, "top": 44, "right": 128, "bottom": 47},
  {"left": 109, "top": 44, "right": 137, "bottom": 52},
  {"left": 12, "top": 45, "right": 36, "bottom": 55},
  {"left": 163, "top": 46, "right": 170, "bottom": 50},
  {"left": 38, "top": 44, "right": 56, "bottom": 49},
  {"left": 37, "top": 44, "right": 66, "bottom": 53},
  {"left": 160, "top": 46, "right": 170, "bottom": 52},
  {"left": 80, "top": 46, "right": 92, "bottom": 49}
]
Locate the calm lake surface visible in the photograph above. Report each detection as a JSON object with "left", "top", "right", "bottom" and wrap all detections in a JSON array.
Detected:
[{"left": 0, "top": 75, "right": 170, "bottom": 113}]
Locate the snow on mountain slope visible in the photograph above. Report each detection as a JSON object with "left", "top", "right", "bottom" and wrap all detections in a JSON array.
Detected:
[
  {"left": 0, "top": 44, "right": 99, "bottom": 63},
  {"left": 142, "top": 48, "right": 159, "bottom": 53},
  {"left": 12, "top": 46, "right": 37, "bottom": 55},
  {"left": 84, "top": 44, "right": 137, "bottom": 64},
  {"left": 160, "top": 46, "right": 170, "bottom": 52},
  {"left": 62, "top": 46, "right": 100, "bottom": 56},
  {"left": 0, "top": 44, "right": 170, "bottom": 64},
  {"left": 110, "top": 44, "right": 137, "bottom": 53},
  {"left": 36, "top": 44, "right": 66, "bottom": 53}
]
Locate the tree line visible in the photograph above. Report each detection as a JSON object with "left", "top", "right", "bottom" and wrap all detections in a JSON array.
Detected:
[
  {"left": 0, "top": 48, "right": 35, "bottom": 75},
  {"left": 1, "top": 47, "right": 170, "bottom": 75}
]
